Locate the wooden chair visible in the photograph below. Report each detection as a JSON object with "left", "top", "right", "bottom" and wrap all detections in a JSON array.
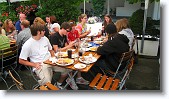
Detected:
[
  {"left": 8, "top": 70, "right": 26, "bottom": 90},
  {"left": 100, "top": 49, "right": 134, "bottom": 80},
  {"left": 0, "top": 45, "right": 22, "bottom": 89},
  {"left": 89, "top": 57, "right": 134, "bottom": 90},
  {"left": 89, "top": 73, "right": 120, "bottom": 90},
  {"left": 35, "top": 82, "right": 59, "bottom": 90}
]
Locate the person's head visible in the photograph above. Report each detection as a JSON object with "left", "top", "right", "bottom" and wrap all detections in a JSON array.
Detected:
[
  {"left": 51, "top": 23, "right": 60, "bottom": 32},
  {"left": 2, "top": 19, "right": 15, "bottom": 32},
  {"left": 30, "top": 23, "right": 45, "bottom": 37},
  {"left": 20, "top": 20, "right": 30, "bottom": 29},
  {"left": 105, "top": 23, "right": 117, "bottom": 37},
  {"left": 60, "top": 22, "right": 71, "bottom": 35},
  {"left": 50, "top": 15, "right": 57, "bottom": 24},
  {"left": 104, "top": 14, "right": 113, "bottom": 24},
  {"left": 78, "top": 14, "right": 87, "bottom": 23},
  {"left": 33, "top": 17, "right": 46, "bottom": 25},
  {"left": 45, "top": 16, "right": 51, "bottom": 23},
  {"left": 19, "top": 13, "right": 26, "bottom": 21},
  {"left": 68, "top": 20, "right": 76, "bottom": 31},
  {"left": 115, "top": 18, "right": 130, "bottom": 32}
]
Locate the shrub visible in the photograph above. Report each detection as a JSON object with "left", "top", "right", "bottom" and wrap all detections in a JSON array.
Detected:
[{"left": 129, "top": 9, "right": 160, "bottom": 37}]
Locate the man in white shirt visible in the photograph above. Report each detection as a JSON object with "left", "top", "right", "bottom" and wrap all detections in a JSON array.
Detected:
[{"left": 19, "top": 23, "right": 69, "bottom": 88}]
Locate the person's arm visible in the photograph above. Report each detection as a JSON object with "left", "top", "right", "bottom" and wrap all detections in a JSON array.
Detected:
[
  {"left": 79, "top": 30, "right": 90, "bottom": 38},
  {"left": 19, "top": 58, "right": 42, "bottom": 70},
  {"left": 49, "top": 50, "right": 55, "bottom": 57},
  {"left": 53, "top": 41, "right": 75, "bottom": 52}
]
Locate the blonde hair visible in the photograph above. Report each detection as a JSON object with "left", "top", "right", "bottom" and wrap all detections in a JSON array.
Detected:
[
  {"left": 33, "top": 17, "right": 46, "bottom": 25},
  {"left": 78, "top": 14, "right": 87, "bottom": 23},
  {"left": 2, "top": 19, "right": 15, "bottom": 33},
  {"left": 115, "top": 18, "right": 130, "bottom": 32}
]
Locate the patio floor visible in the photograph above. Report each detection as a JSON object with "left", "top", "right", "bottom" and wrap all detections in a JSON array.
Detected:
[{"left": 0, "top": 55, "right": 160, "bottom": 90}]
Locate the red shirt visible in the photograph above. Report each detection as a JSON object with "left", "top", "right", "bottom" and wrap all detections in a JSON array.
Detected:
[{"left": 67, "top": 30, "right": 79, "bottom": 41}]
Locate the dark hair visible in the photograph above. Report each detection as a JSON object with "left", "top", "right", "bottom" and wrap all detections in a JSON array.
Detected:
[
  {"left": 30, "top": 23, "right": 45, "bottom": 36},
  {"left": 60, "top": 22, "right": 71, "bottom": 30},
  {"left": 50, "top": 15, "right": 57, "bottom": 24},
  {"left": 105, "top": 23, "right": 117, "bottom": 35},
  {"left": 103, "top": 14, "right": 113, "bottom": 28}
]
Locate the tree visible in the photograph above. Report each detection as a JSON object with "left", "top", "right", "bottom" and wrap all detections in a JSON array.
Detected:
[
  {"left": 92, "top": 0, "right": 105, "bottom": 16},
  {"left": 35, "top": 0, "right": 83, "bottom": 24}
]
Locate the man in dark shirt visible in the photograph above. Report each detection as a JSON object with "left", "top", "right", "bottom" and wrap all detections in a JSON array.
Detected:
[
  {"left": 51, "top": 22, "right": 75, "bottom": 52},
  {"left": 92, "top": 23, "right": 130, "bottom": 73}
]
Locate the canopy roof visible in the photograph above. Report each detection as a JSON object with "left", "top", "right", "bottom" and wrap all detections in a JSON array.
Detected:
[{"left": 0, "top": 0, "right": 30, "bottom": 3}]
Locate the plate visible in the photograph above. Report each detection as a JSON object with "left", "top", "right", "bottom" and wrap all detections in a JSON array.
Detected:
[
  {"left": 90, "top": 47, "right": 98, "bottom": 51},
  {"left": 55, "top": 58, "right": 74, "bottom": 66},
  {"left": 55, "top": 52, "right": 68, "bottom": 57},
  {"left": 74, "top": 63, "right": 86, "bottom": 69},
  {"left": 79, "top": 56, "right": 97, "bottom": 64},
  {"left": 49, "top": 57, "right": 57, "bottom": 63}
]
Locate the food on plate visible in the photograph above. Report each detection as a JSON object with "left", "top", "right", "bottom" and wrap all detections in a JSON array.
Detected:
[
  {"left": 56, "top": 58, "right": 72, "bottom": 65},
  {"left": 90, "top": 47, "right": 97, "bottom": 51},
  {"left": 56, "top": 52, "right": 68, "bottom": 57}
]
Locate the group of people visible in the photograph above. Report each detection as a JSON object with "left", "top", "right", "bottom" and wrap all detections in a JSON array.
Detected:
[{"left": 0, "top": 13, "right": 134, "bottom": 90}]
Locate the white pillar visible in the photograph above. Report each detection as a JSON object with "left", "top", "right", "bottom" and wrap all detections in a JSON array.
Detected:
[
  {"left": 141, "top": 0, "right": 149, "bottom": 53},
  {"left": 107, "top": 0, "right": 110, "bottom": 14},
  {"left": 84, "top": 0, "right": 86, "bottom": 14},
  {"left": 152, "top": 1, "right": 160, "bottom": 20}
]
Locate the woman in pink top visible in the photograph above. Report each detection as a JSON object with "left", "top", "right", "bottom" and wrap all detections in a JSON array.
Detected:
[{"left": 76, "top": 14, "right": 91, "bottom": 38}]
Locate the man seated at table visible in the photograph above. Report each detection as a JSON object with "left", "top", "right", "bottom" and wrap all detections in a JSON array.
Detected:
[
  {"left": 19, "top": 23, "right": 69, "bottom": 89},
  {"left": 16, "top": 20, "right": 31, "bottom": 51},
  {"left": 91, "top": 23, "right": 130, "bottom": 75}
]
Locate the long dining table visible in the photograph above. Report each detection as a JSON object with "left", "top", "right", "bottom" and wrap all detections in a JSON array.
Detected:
[{"left": 43, "top": 49, "right": 101, "bottom": 89}]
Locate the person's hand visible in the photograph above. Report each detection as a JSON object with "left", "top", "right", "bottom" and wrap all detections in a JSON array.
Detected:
[
  {"left": 34, "top": 62, "right": 42, "bottom": 70},
  {"left": 103, "top": 37, "right": 108, "bottom": 43},
  {"left": 69, "top": 41, "right": 76, "bottom": 47}
]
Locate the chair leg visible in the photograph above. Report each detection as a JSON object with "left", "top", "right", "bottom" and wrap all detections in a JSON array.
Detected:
[
  {"left": 10, "top": 66, "right": 22, "bottom": 83},
  {"left": 0, "top": 76, "right": 9, "bottom": 89}
]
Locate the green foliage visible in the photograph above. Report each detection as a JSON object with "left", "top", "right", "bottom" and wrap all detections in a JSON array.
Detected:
[
  {"left": 92, "top": 0, "right": 105, "bottom": 16},
  {"left": 35, "top": 0, "right": 83, "bottom": 24},
  {"left": 0, "top": 2, "right": 17, "bottom": 22},
  {"left": 129, "top": 9, "right": 160, "bottom": 36}
]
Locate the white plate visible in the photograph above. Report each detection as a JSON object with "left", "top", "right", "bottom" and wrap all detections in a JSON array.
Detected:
[
  {"left": 79, "top": 56, "right": 97, "bottom": 64},
  {"left": 55, "top": 52, "right": 68, "bottom": 57},
  {"left": 74, "top": 63, "right": 86, "bottom": 69},
  {"left": 55, "top": 58, "right": 74, "bottom": 66},
  {"left": 49, "top": 57, "right": 57, "bottom": 64}
]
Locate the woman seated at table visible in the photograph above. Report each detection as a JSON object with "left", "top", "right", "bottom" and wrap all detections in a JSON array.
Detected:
[
  {"left": 2, "top": 19, "right": 17, "bottom": 40},
  {"left": 91, "top": 23, "right": 130, "bottom": 75},
  {"left": 0, "top": 26, "right": 10, "bottom": 50},
  {"left": 115, "top": 18, "right": 134, "bottom": 50},
  {"left": 76, "top": 14, "right": 91, "bottom": 38}
]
